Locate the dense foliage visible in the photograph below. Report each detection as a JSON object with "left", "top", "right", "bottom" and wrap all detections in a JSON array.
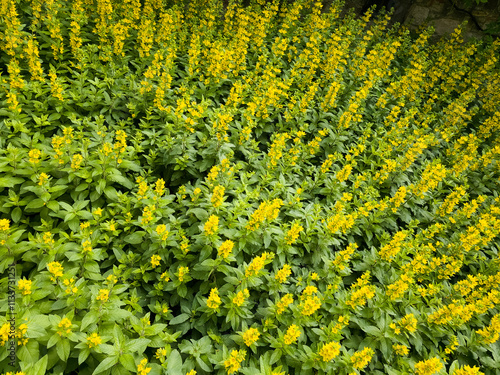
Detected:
[{"left": 1, "top": 0, "right": 500, "bottom": 374}]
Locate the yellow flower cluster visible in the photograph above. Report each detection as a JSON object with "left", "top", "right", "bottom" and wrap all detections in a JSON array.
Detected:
[
  {"left": 414, "top": 357, "right": 443, "bottom": 375},
  {"left": 57, "top": 318, "right": 72, "bottom": 336},
  {"left": 284, "top": 223, "right": 303, "bottom": 245},
  {"left": 211, "top": 185, "right": 225, "bottom": 208},
  {"left": 204, "top": 215, "right": 219, "bottom": 235},
  {"left": 47, "top": 261, "right": 64, "bottom": 281},
  {"left": 379, "top": 231, "right": 407, "bottom": 261},
  {"left": 351, "top": 347, "right": 374, "bottom": 369},
  {"left": 276, "top": 294, "right": 294, "bottom": 315},
  {"left": 207, "top": 288, "right": 221, "bottom": 309},
  {"left": 392, "top": 343, "right": 409, "bottom": 356},
  {"left": 332, "top": 242, "right": 358, "bottom": 270},
  {"left": 275, "top": 264, "right": 292, "bottom": 283},
  {"left": 0, "top": 219, "right": 10, "bottom": 231},
  {"left": 28, "top": 149, "right": 41, "bottom": 164},
  {"left": 451, "top": 366, "right": 484, "bottom": 375},
  {"left": 246, "top": 199, "right": 283, "bottom": 231},
  {"left": 245, "top": 252, "right": 273, "bottom": 277},
  {"left": 438, "top": 185, "right": 467, "bottom": 217},
  {"left": 177, "top": 266, "right": 189, "bottom": 282},
  {"left": 476, "top": 314, "right": 500, "bottom": 344},
  {"left": 242, "top": 327, "right": 260, "bottom": 346},
  {"left": 82, "top": 240, "right": 92, "bottom": 253},
  {"left": 413, "top": 163, "right": 447, "bottom": 199},
  {"left": 18, "top": 278, "right": 32, "bottom": 295},
  {"left": 151, "top": 255, "right": 161, "bottom": 268},
  {"left": 233, "top": 289, "right": 250, "bottom": 307},
  {"left": 137, "top": 358, "right": 152, "bottom": 375},
  {"left": 224, "top": 349, "right": 246, "bottom": 374},
  {"left": 389, "top": 186, "right": 407, "bottom": 213},
  {"left": 386, "top": 274, "right": 414, "bottom": 300},
  {"left": 96, "top": 289, "right": 109, "bottom": 302},
  {"left": 390, "top": 313, "right": 418, "bottom": 334},
  {"left": 155, "top": 224, "right": 169, "bottom": 241},
  {"left": 71, "top": 153, "right": 84, "bottom": 169},
  {"left": 218, "top": 240, "right": 234, "bottom": 259},
  {"left": 283, "top": 324, "right": 301, "bottom": 345},
  {"left": 318, "top": 341, "right": 341, "bottom": 362},
  {"left": 346, "top": 272, "right": 376, "bottom": 309}
]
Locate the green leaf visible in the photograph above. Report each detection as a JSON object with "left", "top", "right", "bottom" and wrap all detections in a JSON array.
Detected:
[
  {"left": 108, "top": 174, "right": 134, "bottom": 189},
  {"left": 0, "top": 176, "right": 24, "bottom": 188},
  {"left": 47, "top": 333, "right": 60, "bottom": 349},
  {"left": 119, "top": 353, "right": 137, "bottom": 372},
  {"left": 124, "top": 231, "right": 144, "bottom": 244},
  {"left": 170, "top": 313, "right": 190, "bottom": 325},
  {"left": 125, "top": 338, "right": 150, "bottom": 354},
  {"left": 92, "top": 356, "right": 119, "bottom": 375},
  {"left": 81, "top": 310, "right": 99, "bottom": 330},
  {"left": 166, "top": 350, "right": 183, "bottom": 375},
  {"left": 47, "top": 201, "right": 59, "bottom": 212},
  {"left": 26, "top": 198, "right": 45, "bottom": 209},
  {"left": 32, "top": 354, "right": 48, "bottom": 375},
  {"left": 56, "top": 339, "right": 70, "bottom": 362},
  {"left": 11, "top": 206, "right": 22, "bottom": 222},
  {"left": 79, "top": 348, "right": 90, "bottom": 365}
]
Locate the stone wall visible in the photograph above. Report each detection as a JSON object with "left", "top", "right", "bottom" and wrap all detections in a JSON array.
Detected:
[{"left": 336, "top": 0, "right": 500, "bottom": 41}]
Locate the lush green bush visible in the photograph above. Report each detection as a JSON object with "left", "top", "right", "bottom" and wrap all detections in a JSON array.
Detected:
[{"left": 1, "top": 0, "right": 500, "bottom": 374}]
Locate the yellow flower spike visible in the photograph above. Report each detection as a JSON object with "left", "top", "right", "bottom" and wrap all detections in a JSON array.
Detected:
[
  {"left": 137, "top": 358, "right": 152, "bottom": 375},
  {"left": 86, "top": 332, "right": 102, "bottom": 348},
  {"left": 351, "top": 347, "right": 374, "bottom": 370},
  {"left": 0, "top": 219, "right": 11, "bottom": 232},
  {"left": 218, "top": 240, "right": 234, "bottom": 260},
  {"left": 96, "top": 289, "right": 109, "bottom": 303},
  {"left": 318, "top": 341, "right": 341, "bottom": 362},
  {"left": 283, "top": 324, "right": 301, "bottom": 345},
  {"left": 275, "top": 264, "right": 292, "bottom": 283},
  {"left": 17, "top": 278, "right": 32, "bottom": 295},
  {"left": 47, "top": 261, "right": 64, "bottom": 281},
  {"left": 207, "top": 288, "right": 221, "bottom": 309},
  {"left": 204, "top": 215, "right": 219, "bottom": 235},
  {"left": 177, "top": 266, "right": 189, "bottom": 282},
  {"left": 414, "top": 357, "right": 443, "bottom": 375},
  {"left": 151, "top": 255, "right": 161, "bottom": 268},
  {"left": 242, "top": 327, "right": 260, "bottom": 346},
  {"left": 224, "top": 349, "right": 246, "bottom": 374}
]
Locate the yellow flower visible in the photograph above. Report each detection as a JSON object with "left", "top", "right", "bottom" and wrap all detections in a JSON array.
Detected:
[
  {"left": 204, "top": 215, "right": 219, "bottom": 235},
  {"left": 207, "top": 288, "right": 221, "bottom": 309},
  {"left": 0, "top": 219, "right": 10, "bottom": 231},
  {"left": 233, "top": 289, "right": 250, "bottom": 306},
  {"left": 451, "top": 365, "right": 484, "bottom": 375},
  {"left": 155, "top": 178, "right": 165, "bottom": 196},
  {"left": 218, "top": 240, "right": 234, "bottom": 259},
  {"left": 284, "top": 324, "right": 301, "bottom": 345},
  {"left": 82, "top": 240, "right": 92, "bottom": 253},
  {"left": 38, "top": 172, "right": 49, "bottom": 185},
  {"left": 156, "top": 347, "right": 167, "bottom": 359},
  {"left": 137, "top": 358, "right": 152, "bottom": 375},
  {"left": 57, "top": 318, "right": 72, "bottom": 336},
  {"left": 276, "top": 294, "right": 294, "bottom": 315},
  {"left": 300, "top": 295, "right": 321, "bottom": 316},
  {"left": 71, "top": 153, "right": 84, "bottom": 169},
  {"left": 18, "top": 278, "right": 32, "bottom": 295},
  {"left": 96, "top": 289, "right": 109, "bottom": 302},
  {"left": 285, "top": 222, "right": 303, "bottom": 244},
  {"left": 94, "top": 207, "right": 103, "bottom": 216},
  {"left": 414, "top": 357, "right": 443, "bottom": 375},
  {"left": 186, "top": 371, "right": 197, "bottom": 375},
  {"left": 151, "top": 255, "right": 161, "bottom": 268},
  {"left": 47, "top": 261, "right": 64, "bottom": 281},
  {"left": 28, "top": 149, "right": 41, "bottom": 164},
  {"left": 318, "top": 341, "right": 341, "bottom": 362},
  {"left": 87, "top": 332, "right": 102, "bottom": 348},
  {"left": 275, "top": 264, "right": 292, "bottom": 283},
  {"left": 392, "top": 343, "right": 409, "bottom": 356},
  {"left": 224, "top": 349, "right": 246, "bottom": 374},
  {"left": 242, "top": 327, "right": 260, "bottom": 346},
  {"left": 178, "top": 266, "right": 189, "bottom": 282},
  {"left": 0, "top": 323, "right": 9, "bottom": 346},
  {"left": 212, "top": 185, "right": 225, "bottom": 207},
  {"left": 245, "top": 252, "right": 274, "bottom": 277},
  {"left": 351, "top": 347, "right": 374, "bottom": 369},
  {"left": 161, "top": 272, "right": 170, "bottom": 282}
]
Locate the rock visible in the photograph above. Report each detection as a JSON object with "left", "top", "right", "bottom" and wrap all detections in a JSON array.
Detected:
[
  {"left": 405, "top": 4, "right": 430, "bottom": 25},
  {"left": 429, "top": 18, "right": 461, "bottom": 35}
]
